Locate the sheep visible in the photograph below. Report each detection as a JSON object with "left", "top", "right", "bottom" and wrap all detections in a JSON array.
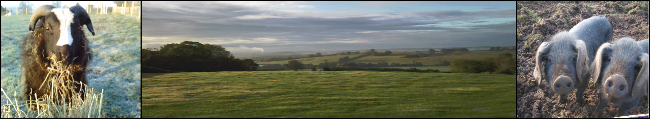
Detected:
[
  {"left": 533, "top": 15, "right": 612, "bottom": 104},
  {"left": 590, "top": 38, "right": 648, "bottom": 117},
  {"left": 20, "top": 5, "right": 94, "bottom": 109}
]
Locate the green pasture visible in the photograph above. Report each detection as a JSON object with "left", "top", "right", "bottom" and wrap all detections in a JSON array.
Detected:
[
  {"left": 354, "top": 50, "right": 515, "bottom": 65},
  {"left": 143, "top": 71, "right": 515, "bottom": 118},
  {"left": 257, "top": 50, "right": 514, "bottom": 66}
]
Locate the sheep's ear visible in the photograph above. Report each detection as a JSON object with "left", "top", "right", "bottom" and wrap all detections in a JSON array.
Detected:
[
  {"left": 534, "top": 42, "right": 550, "bottom": 86},
  {"left": 632, "top": 53, "right": 648, "bottom": 98},
  {"left": 574, "top": 40, "right": 589, "bottom": 83},
  {"left": 591, "top": 43, "right": 611, "bottom": 87}
]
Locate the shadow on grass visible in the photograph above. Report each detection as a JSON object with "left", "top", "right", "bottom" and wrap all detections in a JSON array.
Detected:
[{"left": 142, "top": 73, "right": 169, "bottom": 79}]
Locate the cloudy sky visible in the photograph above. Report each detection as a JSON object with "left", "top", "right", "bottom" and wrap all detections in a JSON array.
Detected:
[
  {"left": 1, "top": 1, "right": 117, "bottom": 9},
  {"left": 142, "top": 1, "right": 515, "bottom": 53}
]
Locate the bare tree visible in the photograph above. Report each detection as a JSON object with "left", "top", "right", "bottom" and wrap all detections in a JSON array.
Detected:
[
  {"left": 18, "top": 1, "right": 33, "bottom": 15},
  {"left": 52, "top": 1, "right": 62, "bottom": 8},
  {"left": 113, "top": 1, "right": 140, "bottom": 6}
]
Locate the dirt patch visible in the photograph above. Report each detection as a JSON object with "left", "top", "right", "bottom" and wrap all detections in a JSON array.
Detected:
[{"left": 517, "top": 1, "right": 648, "bottom": 118}]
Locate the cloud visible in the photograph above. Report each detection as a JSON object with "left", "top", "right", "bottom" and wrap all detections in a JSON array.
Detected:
[
  {"left": 142, "top": 1, "right": 515, "bottom": 52},
  {"left": 218, "top": 1, "right": 315, "bottom": 8},
  {"left": 225, "top": 45, "right": 265, "bottom": 52}
]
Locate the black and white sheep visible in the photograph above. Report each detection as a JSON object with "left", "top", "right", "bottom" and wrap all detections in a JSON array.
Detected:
[
  {"left": 20, "top": 5, "right": 94, "bottom": 106},
  {"left": 533, "top": 15, "right": 613, "bottom": 104},
  {"left": 590, "top": 38, "right": 648, "bottom": 117}
]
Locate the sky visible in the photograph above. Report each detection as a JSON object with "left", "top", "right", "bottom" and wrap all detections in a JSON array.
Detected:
[
  {"left": 142, "top": 1, "right": 515, "bottom": 53},
  {"left": 1, "top": 1, "right": 117, "bottom": 9}
]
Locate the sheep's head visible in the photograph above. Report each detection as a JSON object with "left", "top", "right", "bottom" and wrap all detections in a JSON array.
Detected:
[{"left": 28, "top": 5, "right": 93, "bottom": 64}]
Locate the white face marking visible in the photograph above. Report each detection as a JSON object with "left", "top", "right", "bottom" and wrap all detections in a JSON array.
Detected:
[{"left": 52, "top": 8, "right": 75, "bottom": 46}]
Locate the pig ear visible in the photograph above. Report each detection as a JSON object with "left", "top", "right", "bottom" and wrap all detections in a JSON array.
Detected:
[
  {"left": 574, "top": 40, "right": 589, "bottom": 83},
  {"left": 632, "top": 53, "right": 648, "bottom": 98},
  {"left": 592, "top": 43, "right": 612, "bottom": 87},
  {"left": 534, "top": 42, "right": 550, "bottom": 86}
]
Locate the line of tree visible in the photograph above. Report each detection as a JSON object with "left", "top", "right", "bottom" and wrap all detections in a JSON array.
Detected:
[
  {"left": 489, "top": 46, "right": 516, "bottom": 51},
  {"left": 268, "top": 60, "right": 440, "bottom": 72},
  {"left": 252, "top": 52, "right": 330, "bottom": 62},
  {"left": 322, "top": 67, "right": 440, "bottom": 72},
  {"left": 366, "top": 49, "right": 392, "bottom": 56},
  {"left": 440, "top": 48, "right": 469, "bottom": 54},
  {"left": 18, "top": 1, "right": 33, "bottom": 15},
  {"left": 284, "top": 60, "right": 304, "bottom": 71},
  {"left": 307, "top": 52, "right": 322, "bottom": 57},
  {"left": 336, "top": 51, "right": 361, "bottom": 55},
  {"left": 449, "top": 53, "right": 515, "bottom": 74},
  {"left": 1, "top": 6, "right": 6, "bottom": 15},
  {"left": 402, "top": 52, "right": 429, "bottom": 58},
  {"left": 142, "top": 41, "right": 258, "bottom": 72},
  {"left": 259, "top": 61, "right": 431, "bottom": 70}
]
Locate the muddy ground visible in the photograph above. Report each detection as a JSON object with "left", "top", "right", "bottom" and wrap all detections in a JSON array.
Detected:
[{"left": 516, "top": 1, "right": 648, "bottom": 118}]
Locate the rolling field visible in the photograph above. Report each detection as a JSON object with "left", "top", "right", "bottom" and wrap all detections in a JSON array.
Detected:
[
  {"left": 355, "top": 50, "right": 515, "bottom": 65},
  {"left": 257, "top": 50, "right": 515, "bottom": 66},
  {"left": 379, "top": 66, "right": 452, "bottom": 72},
  {"left": 143, "top": 71, "right": 515, "bottom": 118}
]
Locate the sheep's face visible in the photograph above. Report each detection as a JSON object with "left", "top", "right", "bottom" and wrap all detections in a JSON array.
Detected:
[{"left": 41, "top": 8, "right": 79, "bottom": 64}]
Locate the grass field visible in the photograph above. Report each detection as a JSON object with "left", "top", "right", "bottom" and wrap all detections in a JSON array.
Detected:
[
  {"left": 143, "top": 71, "right": 515, "bottom": 118},
  {"left": 355, "top": 50, "right": 515, "bottom": 66},
  {"left": 1, "top": 14, "right": 141, "bottom": 117}
]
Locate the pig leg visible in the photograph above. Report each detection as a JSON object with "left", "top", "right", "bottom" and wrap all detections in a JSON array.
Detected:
[
  {"left": 575, "top": 84, "right": 587, "bottom": 104},
  {"left": 616, "top": 99, "right": 639, "bottom": 117},
  {"left": 559, "top": 94, "right": 568, "bottom": 103},
  {"left": 593, "top": 94, "right": 608, "bottom": 118}
]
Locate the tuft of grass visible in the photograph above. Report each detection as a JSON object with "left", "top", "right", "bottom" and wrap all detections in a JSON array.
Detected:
[
  {"left": 524, "top": 34, "right": 542, "bottom": 51},
  {"left": 1, "top": 56, "right": 104, "bottom": 118},
  {"left": 1, "top": 87, "right": 104, "bottom": 118}
]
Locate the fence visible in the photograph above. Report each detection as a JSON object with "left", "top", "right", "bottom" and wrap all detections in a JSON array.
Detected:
[{"left": 86, "top": 1, "right": 140, "bottom": 16}]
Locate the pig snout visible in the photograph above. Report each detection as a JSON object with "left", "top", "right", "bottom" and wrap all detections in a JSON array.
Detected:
[
  {"left": 604, "top": 74, "right": 628, "bottom": 99},
  {"left": 553, "top": 76, "right": 574, "bottom": 95}
]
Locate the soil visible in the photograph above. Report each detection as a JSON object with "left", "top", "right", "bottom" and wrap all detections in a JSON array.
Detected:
[{"left": 516, "top": 1, "right": 649, "bottom": 118}]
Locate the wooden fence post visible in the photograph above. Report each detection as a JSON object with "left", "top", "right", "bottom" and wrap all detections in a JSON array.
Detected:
[
  {"left": 122, "top": 1, "right": 125, "bottom": 15},
  {"left": 131, "top": 1, "right": 134, "bottom": 15}
]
